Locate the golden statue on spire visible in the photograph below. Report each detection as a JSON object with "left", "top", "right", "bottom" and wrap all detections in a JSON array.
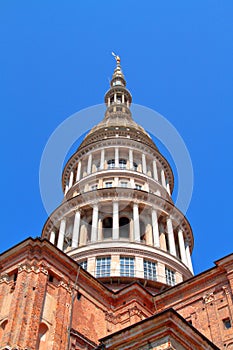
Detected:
[{"left": 112, "top": 52, "right": 121, "bottom": 65}]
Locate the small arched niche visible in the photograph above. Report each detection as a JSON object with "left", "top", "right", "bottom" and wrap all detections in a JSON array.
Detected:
[
  {"left": 0, "top": 319, "right": 8, "bottom": 339},
  {"left": 38, "top": 322, "right": 49, "bottom": 350}
]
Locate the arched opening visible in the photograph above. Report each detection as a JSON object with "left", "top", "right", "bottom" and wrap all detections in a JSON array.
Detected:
[
  {"left": 103, "top": 217, "right": 112, "bottom": 239},
  {"left": 140, "top": 220, "right": 146, "bottom": 243},
  {"left": 119, "top": 217, "right": 130, "bottom": 239},
  {"left": 0, "top": 319, "right": 8, "bottom": 340},
  {"left": 38, "top": 322, "right": 49, "bottom": 350}
]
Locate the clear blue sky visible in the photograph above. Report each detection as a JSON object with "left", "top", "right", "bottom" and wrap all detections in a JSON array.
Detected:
[{"left": 0, "top": 1, "right": 232, "bottom": 275}]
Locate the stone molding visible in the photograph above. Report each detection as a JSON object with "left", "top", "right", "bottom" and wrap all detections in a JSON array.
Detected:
[{"left": 105, "top": 304, "right": 144, "bottom": 326}]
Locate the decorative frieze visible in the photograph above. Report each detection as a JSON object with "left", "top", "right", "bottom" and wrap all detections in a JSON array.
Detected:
[
  {"left": 105, "top": 311, "right": 122, "bottom": 325},
  {"left": 203, "top": 291, "right": 215, "bottom": 304},
  {"left": 0, "top": 273, "right": 10, "bottom": 283},
  {"left": 18, "top": 263, "right": 48, "bottom": 275},
  {"left": 128, "top": 305, "right": 143, "bottom": 319},
  {"left": 57, "top": 279, "right": 72, "bottom": 293}
]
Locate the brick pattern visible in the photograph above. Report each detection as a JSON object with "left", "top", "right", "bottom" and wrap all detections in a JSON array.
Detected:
[{"left": 0, "top": 239, "right": 233, "bottom": 349}]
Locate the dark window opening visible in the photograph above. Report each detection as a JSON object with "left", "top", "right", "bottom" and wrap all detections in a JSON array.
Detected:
[
  {"left": 48, "top": 274, "right": 54, "bottom": 283},
  {"left": 223, "top": 318, "right": 231, "bottom": 329},
  {"left": 13, "top": 272, "right": 18, "bottom": 282},
  {"left": 77, "top": 292, "right": 82, "bottom": 300}
]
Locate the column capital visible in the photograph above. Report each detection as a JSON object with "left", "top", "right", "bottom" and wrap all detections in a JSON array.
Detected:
[
  {"left": 91, "top": 202, "right": 99, "bottom": 208},
  {"left": 74, "top": 208, "right": 82, "bottom": 215}
]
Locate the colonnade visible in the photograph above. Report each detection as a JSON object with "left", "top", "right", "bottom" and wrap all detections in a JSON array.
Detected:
[
  {"left": 65, "top": 147, "right": 171, "bottom": 195},
  {"left": 50, "top": 204, "right": 193, "bottom": 273},
  {"left": 107, "top": 94, "right": 130, "bottom": 107}
]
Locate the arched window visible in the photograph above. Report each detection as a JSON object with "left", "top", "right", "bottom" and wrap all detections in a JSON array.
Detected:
[
  {"left": 103, "top": 217, "right": 113, "bottom": 239},
  {"left": 119, "top": 217, "right": 130, "bottom": 238},
  {"left": 107, "top": 159, "right": 115, "bottom": 169},
  {"left": 119, "top": 159, "right": 127, "bottom": 169}
]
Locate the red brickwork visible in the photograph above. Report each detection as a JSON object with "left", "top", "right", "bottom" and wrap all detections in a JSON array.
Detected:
[
  {"left": 153, "top": 256, "right": 233, "bottom": 349},
  {"left": 0, "top": 238, "right": 233, "bottom": 349}
]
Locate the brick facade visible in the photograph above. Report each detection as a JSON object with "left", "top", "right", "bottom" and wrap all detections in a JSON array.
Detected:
[{"left": 0, "top": 238, "right": 232, "bottom": 349}]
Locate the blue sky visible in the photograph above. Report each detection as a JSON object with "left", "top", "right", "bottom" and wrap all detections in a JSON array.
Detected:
[{"left": 0, "top": 1, "right": 233, "bottom": 275}]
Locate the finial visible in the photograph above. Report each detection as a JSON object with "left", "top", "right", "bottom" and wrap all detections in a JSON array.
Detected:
[{"left": 112, "top": 52, "right": 121, "bottom": 66}]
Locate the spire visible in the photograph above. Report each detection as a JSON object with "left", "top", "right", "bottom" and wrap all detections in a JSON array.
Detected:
[
  {"left": 104, "top": 53, "right": 132, "bottom": 110},
  {"left": 111, "top": 52, "right": 126, "bottom": 86}
]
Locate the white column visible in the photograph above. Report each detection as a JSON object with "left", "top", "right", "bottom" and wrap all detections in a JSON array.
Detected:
[
  {"left": 112, "top": 201, "right": 119, "bottom": 240},
  {"left": 153, "top": 160, "right": 158, "bottom": 181},
  {"left": 57, "top": 218, "right": 66, "bottom": 250},
  {"left": 65, "top": 181, "right": 69, "bottom": 195},
  {"left": 50, "top": 231, "right": 56, "bottom": 244},
  {"left": 142, "top": 153, "right": 147, "bottom": 174},
  {"left": 91, "top": 204, "right": 98, "bottom": 242},
  {"left": 114, "top": 177, "right": 119, "bottom": 187},
  {"left": 152, "top": 209, "right": 160, "bottom": 248},
  {"left": 100, "top": 149, "right": 105, "bottom": 170},
  {"left": 178, "top": 229, "right": 187, "bottom": 265},
  {"left": 166, "top": 217, "right": 176, "bottom": 256},
  {"left": 130, "top": 178, "right": 135, "bottom": 188},
  {"left": 185, "top": 241, "right": 194, "bottom": 274},
  {"left": 166, "top": 183, "right": 171, "bottom": 195},
  {"left": 161, "top": 169, "right": 166, "bottom": 188},
  {"left": 76, "top": 161, "right": 82, "bottom": 181},
  {"left": 115, "top": 148, "right": 119, "bottom": 168},
  {"left": 114, "top": 93, "right": 117, "bottom": 102},
  {"left": 69, "top": 171, "right": 74, "bottom": 189},
  {"left": 133, "top": 203, "right": 140, "bottom": 242},
  {"left": 72, "top": 211, "right": 81, "bottom": 248},
  {"left": 87, "top": 154, "right": 92, "bottom": 174},
  {"left": 129, "top": 149, "right": 133, "bottom": 170}
]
